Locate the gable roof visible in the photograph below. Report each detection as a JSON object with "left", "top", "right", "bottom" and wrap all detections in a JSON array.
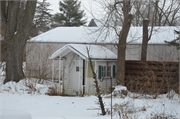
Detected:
[
  {"left": 88, "top": 19, "right": 97, "bottom": 27},
  {"left": 30, "top": 26, "right": 178, "bottom": 44},
  {"left": 50, "top": 44, "right": 117, "bottom": 60},
  {"left": 88, "top": 19, "right": 103, "bottom": 27}
]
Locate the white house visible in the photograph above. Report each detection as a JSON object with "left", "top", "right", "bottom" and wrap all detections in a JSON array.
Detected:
[
  {"left": 50, "top": 44, "right": 117, "bottom": 96},
  {"left": 26, "top": 26, "right": 179, "bottom": 81}
]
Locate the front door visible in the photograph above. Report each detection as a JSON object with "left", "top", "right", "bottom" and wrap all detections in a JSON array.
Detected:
[{"left": 72, "top": 59, "right": 83, "bottom": 95}]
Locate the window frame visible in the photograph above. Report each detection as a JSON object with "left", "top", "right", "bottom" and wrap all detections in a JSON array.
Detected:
[{"left": 99, "top": 65, "right": 112, "bottom": 78}]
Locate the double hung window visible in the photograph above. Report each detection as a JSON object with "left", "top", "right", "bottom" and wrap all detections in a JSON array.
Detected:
[{"left": 98, "top": 65, "right": 116, "bottom": 79}]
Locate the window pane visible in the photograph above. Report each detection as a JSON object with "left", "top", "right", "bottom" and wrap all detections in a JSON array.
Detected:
[
  {"left": 113, "top": 65, "right": 116, "bottom": 78},
  {"left": 98, "top": 65, "right": 102, "bottom": 79},
  {"left": 76, "top": 67, "right": 79, "bottom": 71},
  {"left": 107, "top": 66, "right": 111, "bottom": 77},
  {"left": 102, "top": 66, "right": 106, "bottom": 77}
]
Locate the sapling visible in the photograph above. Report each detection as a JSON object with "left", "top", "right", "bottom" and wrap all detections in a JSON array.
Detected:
[{"left": 86, "top": 47, "right": 106, "bottom": 115}]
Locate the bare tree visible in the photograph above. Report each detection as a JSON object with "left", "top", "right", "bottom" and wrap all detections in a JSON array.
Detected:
[
  {"left": 86, "top": 47, "right": 106, "bottom": 115},
  {"left": 26, "top": 43, "right": 55, "bottom": 82},
  {"left": 116, "top": 1, "right": 133, "bottom": 85},
  {"left": 1, "top": 1, "right": 37, "bottom": 82},
  {"left": 154, "top": 0, "right": 180, "bottom": 26},
  {"left": 88, "top": 0, "right": 180, "bottom": 85},
  {"left": 131, "top": 0, "right": 180, "bottom": 26},
  {"left": 89, "top": 0, "right": 133, "bottom": 85},
  {"left": 140, "top": 0, "right": 180, "bottom": 61}
]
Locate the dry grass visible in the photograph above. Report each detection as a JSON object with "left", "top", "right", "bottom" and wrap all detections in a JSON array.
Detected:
[
  {"left": 46, "top": 84, "right": 62, "bottom": 96},
  {"left": 105, "top": 101, "right": 147, "bottom": 119}
]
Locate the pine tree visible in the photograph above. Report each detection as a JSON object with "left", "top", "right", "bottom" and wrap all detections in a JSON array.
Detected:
[
  {"left": 34, "top": 0, "right": 52, "bottom": 33},
  {"left": 53, "top": 0, "right": 86, "bottom": 26},
  {"left": 165, "top": 30, "right": 179, "bottom": 49}
]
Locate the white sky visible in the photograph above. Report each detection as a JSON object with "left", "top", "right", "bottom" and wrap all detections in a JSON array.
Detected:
[{"left": 45, "top": 0, "right": 103, "bottom": 23}]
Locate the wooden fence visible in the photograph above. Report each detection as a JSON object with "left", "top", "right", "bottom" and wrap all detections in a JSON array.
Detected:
[{"left": 125, "top": 61, "right": 179, "bottom": 94}]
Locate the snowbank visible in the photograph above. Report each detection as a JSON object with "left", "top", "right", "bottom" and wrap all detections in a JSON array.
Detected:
[{"left": 0, "top": 78, "right": 50, "bottom": 95}]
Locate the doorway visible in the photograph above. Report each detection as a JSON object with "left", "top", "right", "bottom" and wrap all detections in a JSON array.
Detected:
[{"left": 83, "top": 60, "right": 85, "bottom": 94}]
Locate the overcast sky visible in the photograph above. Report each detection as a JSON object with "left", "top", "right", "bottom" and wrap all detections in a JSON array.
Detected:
[{"left": 45, "top": 0, "right": 103, "bottom": 23}]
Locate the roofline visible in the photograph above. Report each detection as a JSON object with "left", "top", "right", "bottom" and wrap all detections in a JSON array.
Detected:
[
  {"left": 50, "top": 45, "right": 88, "bottom": 60},
  {"left": 68, "top": 45, "right": 87, "bottom": 59},
  {"left": 50, "top": 44, "right": 117, "bottom": 60},
  {"left": 53, "top": 58, "right": 117, "bottom": 61},
  {"left": 27, "top": 41, "right": 172, "bottom": 45},
  {"left": 90, "top": 59, "right": 117, "bottom": 61},
  {"left": 27, "top": 41, "right": 116, "bottom": 45}
]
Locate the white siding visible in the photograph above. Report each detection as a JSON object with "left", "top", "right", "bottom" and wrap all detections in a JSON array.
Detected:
[
  {"left": 147, "top": 45, "right": 178, "bottom": 62},
  {"left": 85, "top": 61, "right": 116, "bottom": 95},
  {"left": 124, "top": 44, "right": 179, "bottom": 62}
]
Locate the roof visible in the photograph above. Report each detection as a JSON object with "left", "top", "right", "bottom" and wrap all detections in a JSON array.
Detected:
[
  {"left": 50, "top": 44, "right": 117, "bottom": 60},
  {"left": 30, "top": 26, "right": 178, "bottom": 44},
  {"left": 88, "top": 19, "right": 97, "bottom": 27},
  {"left": 88, "top": 19, "right": 102, "bottom": 27}
]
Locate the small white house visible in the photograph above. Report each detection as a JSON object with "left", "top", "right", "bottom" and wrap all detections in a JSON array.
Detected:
[{"left": 50, "top": 44, "right": 117, "bottom": 96}]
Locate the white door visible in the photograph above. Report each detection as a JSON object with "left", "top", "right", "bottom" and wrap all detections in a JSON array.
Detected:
[{"left": 72, "top": 59, "right": 83, "bottom": 95}]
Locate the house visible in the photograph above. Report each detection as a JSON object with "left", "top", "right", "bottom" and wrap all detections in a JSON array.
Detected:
[
  {"left": 26, "top": 26, "right": 179, "bottom": 81},
  {"left": 50, "top": 44, "right": 117, "bottom": 96}
]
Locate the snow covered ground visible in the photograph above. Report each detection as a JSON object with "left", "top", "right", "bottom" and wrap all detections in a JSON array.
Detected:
[{"left": 0, "top": 77, "right": 180, "bottom": 119}]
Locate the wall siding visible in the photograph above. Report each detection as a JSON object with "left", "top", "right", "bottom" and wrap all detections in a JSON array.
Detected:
[{"left": 85, "top": 61, "right": 117, "bottom": 95}]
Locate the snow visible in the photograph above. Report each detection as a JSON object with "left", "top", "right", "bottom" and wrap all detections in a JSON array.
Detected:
[
  {"left": 0, "top": 62, "right": 5, "bottom": 76},
  {"left": 50, "top": 44, "right": 117, "bottom": 60},
  {"left": 29, "top": 26, "right": 178, "bottom": 44},
  {"left": 113, "top": 85, "right": 127, "bottom": 91},
  {"left": 1, "top": 109, "right": 32, "bottom": 119},
  {"left": 0, "top": 77, "right": 180, "bottom": 119},
  {"left": 30, "top": 27, "right": 96, "bottom": 43}
]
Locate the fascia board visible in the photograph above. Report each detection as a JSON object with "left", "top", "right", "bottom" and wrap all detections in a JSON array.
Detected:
[
  {"left": 49, "top": 45, "right": 68, "bottom": 59},
  {"left": 68, "top": 46, "right": 87, "bottom": 60}
]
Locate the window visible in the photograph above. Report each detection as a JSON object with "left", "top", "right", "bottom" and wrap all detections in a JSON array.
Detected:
[
  {"left": 98, "top": 65, "right": 112, "bottom": 79},
  {"left": 107, "top": 66, "right": 111, "bottom": 77},
  {"left": 98, "top": 66, "right": 102, "bottom": 79},
  {"left": 102, "top": 66, "right": 106, "bottom": 77},
  {"left": 113, "top": 65, "right": 116, "bottom": 78},
  {"left": 76, "top": 67, "right": 79, "bottom": 71}
]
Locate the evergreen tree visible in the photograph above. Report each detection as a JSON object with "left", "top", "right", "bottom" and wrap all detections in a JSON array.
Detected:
[
  {"left": 53, "top": 0, "right": 86, "bottom": 26},
  {"left": 165, "top": 30, "right": 179, "bottom": 49},
  {"left": 34, "top": 0, "right": 52, "bottom": 33}
]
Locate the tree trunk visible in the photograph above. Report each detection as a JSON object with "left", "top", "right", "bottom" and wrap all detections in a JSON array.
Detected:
[
  {"left": 1, "top": 1, "right": 37, "bottom": 83},
  {"left": 116, "top": 1, "right": 133, "bottom": 86},
  {"left": 141, "top": 19, "right": 149, "bottom": 61},
  {"left": 155, "top": 0, "right": 159, "bottom": 26},
  {"left": 6, "top": 37, "right": 25, "bottom": 82}
]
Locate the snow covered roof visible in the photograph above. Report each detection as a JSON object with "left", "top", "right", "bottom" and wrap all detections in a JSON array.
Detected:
[
  {"left": 30, "top": 27, "right": 97, "bottom": 43},
  {"left": 30, "top": 26, "right": 178, "bottom": 44},
  {"left": 50, "top": 44, "right": 117, "bottom": 60}
]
